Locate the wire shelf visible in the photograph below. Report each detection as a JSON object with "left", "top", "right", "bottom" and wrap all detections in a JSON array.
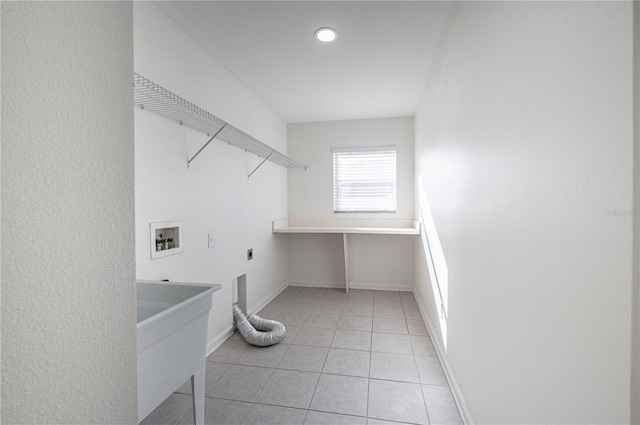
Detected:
[{"left": 133, "top": 73, "right": 307, "bottom": 172}]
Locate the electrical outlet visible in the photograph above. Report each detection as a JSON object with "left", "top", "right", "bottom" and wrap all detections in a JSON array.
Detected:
[
  {"left": 208, "top": 233, "right": 215, "bottom": 248},
  {"left": 247, "top": 249, "right": 253, "bottom": 261}
]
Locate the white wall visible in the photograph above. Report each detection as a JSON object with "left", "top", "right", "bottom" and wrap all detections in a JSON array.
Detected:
[
  {"left": 632, "top": 4, "right": 640, "bottom": 423},
  {"left": 287, "top": 118, "right": 415, "bottom": 290},
  {"left": 1, "top": 3, "right": 137, "bottom": 423},
  {"left": 414, "top": 2, "right": 634, "bottom": 424},
  {"left": 134, "top": 3, "right": 289, "bottom": 349},
  {"left": 288, "top": 117, "right": 414, "bottom": 221}
]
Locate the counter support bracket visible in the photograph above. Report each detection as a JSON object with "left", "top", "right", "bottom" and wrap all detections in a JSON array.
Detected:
[{"left": 343, "top": 233, "right": 351, "bottom": 294}]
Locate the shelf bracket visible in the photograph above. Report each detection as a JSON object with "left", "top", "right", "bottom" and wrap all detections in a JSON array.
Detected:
[
  {"left": 248, "top": 152, "right": 274, "bottom": 179},
  {"left": 187, "top": 123, "right": 227, "bottom": 168}
]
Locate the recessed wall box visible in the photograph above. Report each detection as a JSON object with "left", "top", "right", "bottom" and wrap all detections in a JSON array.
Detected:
[{"left": 150, "top": 221, "right": 183, "bottom": 260}]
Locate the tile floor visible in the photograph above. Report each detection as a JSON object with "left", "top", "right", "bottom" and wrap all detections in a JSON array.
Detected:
[{"left": 141, "top": 286, "right": 463, "bottom": 425}]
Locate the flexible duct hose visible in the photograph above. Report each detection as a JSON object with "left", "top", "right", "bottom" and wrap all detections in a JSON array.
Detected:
[{"left": 232, "top": 304, "right": 286, "bottom": 347}]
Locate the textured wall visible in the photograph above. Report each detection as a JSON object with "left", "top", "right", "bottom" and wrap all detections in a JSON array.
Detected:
[
  {"left": 134, "top": 2, "right": 289, "bottom": 349},
  {"left": 632, "top": 3, "right": 640, "bottom": 423},
  {"left": 1, "top": 3, "right": 136, "bottom": 423},
  {"left": 414, "top": 2, "right": 633, "bottom": 423}
]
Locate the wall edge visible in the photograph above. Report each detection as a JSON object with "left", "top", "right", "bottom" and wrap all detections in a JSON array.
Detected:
[{"left": 415, "top": 288, "right": 474, "bottom": 425}]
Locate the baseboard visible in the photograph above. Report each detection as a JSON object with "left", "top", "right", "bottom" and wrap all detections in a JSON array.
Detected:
[
  {"left": 286, "top": 280, "right": 345, "bottom": 289},
  {"left": 287, "top": 280, "right": 413, "bottom": 292},
  {"left": 206, "top": 323, "right": 235, "bottom": 357},
  {"left": 414, "top": 289, "right": 475, "bottom": 425},
  {"left": 350, "top": 281, "right": 414, "bottom": 292},
  {"left": 206, "top": 282, "right": 290, "bottom": 357},
  {"left": 248, "top": 281, "right": 290, "bottom": 315}
]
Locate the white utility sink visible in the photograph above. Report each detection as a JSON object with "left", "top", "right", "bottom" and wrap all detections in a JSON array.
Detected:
[{"left": 136, "top": 280, "right": 221, "bottom": 424}]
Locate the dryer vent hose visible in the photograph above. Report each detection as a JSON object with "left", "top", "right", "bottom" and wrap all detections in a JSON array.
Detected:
[{"left": 232, "top": 304, "right": 286, "bottom": 347}]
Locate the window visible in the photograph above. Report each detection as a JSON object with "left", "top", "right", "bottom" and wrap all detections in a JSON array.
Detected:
[{"left": 332, "top": 146, "right": 397, "bottom": 213}]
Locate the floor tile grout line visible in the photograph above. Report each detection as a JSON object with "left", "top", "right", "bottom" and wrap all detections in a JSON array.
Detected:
[
  {"left": 244, "top": 364, "right": 278, "bottom": 425},
  {"left": 306, "top": 407, "right": 367, "bottom": 420},
  {"left": 285, "top": 289, "right": 329, "bottom": 418},
  {"left": 155, "top": 288, "right": 454, "bottom": 424},
  {"left": 418, "top": 374, "right": 433, "bottom": 425},
  {"left": 237, "top": 399, "right": 251, "bottom": 425},
  {"left": 307, "top": 357, "right": 327, "bottom": 417}
]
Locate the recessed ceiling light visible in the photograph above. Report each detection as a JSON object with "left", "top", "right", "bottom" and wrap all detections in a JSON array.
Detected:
[{"left": 315, "top": 27, "right": 337, "bottom": 42}]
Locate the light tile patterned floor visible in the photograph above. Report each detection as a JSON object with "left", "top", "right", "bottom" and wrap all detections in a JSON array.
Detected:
[{"left": 141, "top": 287, "right": 463, "bottom": 425}]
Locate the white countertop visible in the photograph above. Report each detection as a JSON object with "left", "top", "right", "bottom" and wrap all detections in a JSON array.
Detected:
[{"left": 272, "top": 219, "right": 421, "bottom": 235}]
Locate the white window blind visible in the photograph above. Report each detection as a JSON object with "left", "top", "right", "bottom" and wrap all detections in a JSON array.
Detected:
[{"left": 333, "top": 146, "right": 397, "bottom": 213}]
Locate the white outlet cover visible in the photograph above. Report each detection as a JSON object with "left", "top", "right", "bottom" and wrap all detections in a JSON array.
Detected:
[{"left": 208, "top": 233, "right": 215, "bottom": 248}]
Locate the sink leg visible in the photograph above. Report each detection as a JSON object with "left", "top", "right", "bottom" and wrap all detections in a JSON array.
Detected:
[{"left": 191, "top": 360, "right": 206, "bottom": 425}]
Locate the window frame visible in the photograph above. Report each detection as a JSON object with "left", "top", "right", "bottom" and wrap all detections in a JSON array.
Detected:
[{"left": 332, "top": 146, "right": 398, "bottom": 214}]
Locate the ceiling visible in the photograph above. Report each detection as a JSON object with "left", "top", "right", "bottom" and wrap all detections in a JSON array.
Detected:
[{"left": 154, "top": 1, "right": 455, "bottom": 124}]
